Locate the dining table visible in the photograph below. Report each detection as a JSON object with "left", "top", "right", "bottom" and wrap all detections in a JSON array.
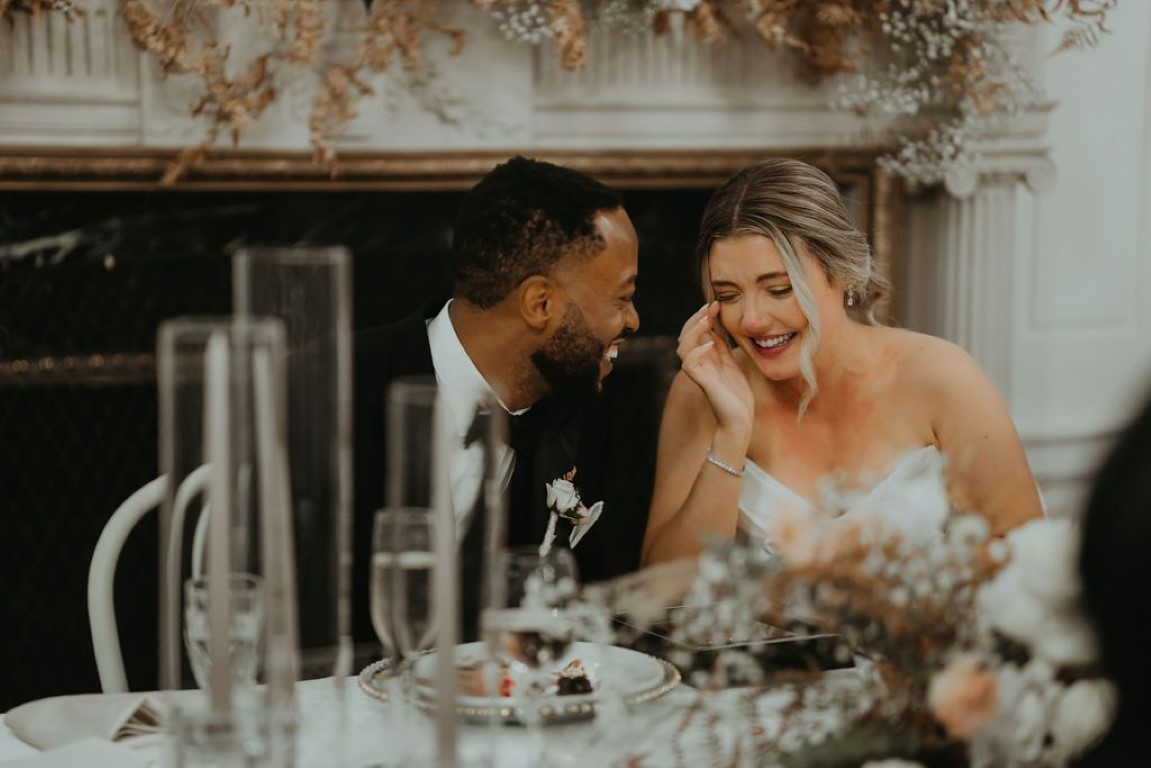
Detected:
[
  {"left": 0, "top": 675, "right": 692, "bottom": 766},
  {"left": 0, "top": 650, "right": 871, "bottom": 767}
]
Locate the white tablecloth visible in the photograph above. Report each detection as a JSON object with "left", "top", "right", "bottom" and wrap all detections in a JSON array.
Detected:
[
  {"left": 0, "top": 664, "right": 875, "bottom": 767},
  {"left": 0, "top": 676, "right": 703, "bottom": 767},
  {"left": 0, "top": 716, "right": 34, "bottom": 764}
]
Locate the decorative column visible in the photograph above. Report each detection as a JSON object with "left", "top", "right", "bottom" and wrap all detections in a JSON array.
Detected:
[
  {"left": 901, "top": 141, "right": 1115, "bottom": 518},
  {"left": 901, "top": 23, "right": 1053, "bottom": 397},
  {"left": 902, "top": 146, "right": 1057, "bottom": 402}
]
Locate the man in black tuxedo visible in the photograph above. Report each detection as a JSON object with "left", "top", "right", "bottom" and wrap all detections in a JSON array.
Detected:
[{"left": 353, "top": 156, "right": 641, "bottom": 645}]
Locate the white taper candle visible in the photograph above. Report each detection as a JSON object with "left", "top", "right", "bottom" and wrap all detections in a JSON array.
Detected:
[{"left": 205, "top": 330, "right": 233, "bottom": 712}]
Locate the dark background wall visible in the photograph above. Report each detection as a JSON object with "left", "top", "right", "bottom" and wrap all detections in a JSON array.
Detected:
[{"left": 0, "top": 187, "right": 713, "bottom": 710}]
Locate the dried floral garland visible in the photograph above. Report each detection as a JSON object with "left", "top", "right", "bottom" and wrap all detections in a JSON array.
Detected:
[
  {"left": 0, "top": 0, "right": 81, "bottom": 20},
  {"left": 109, "top": 0, "right": 1116, "bottom": 185}
]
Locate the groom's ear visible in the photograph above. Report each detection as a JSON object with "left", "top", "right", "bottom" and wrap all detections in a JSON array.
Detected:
[{"left": 516, "top": 274, "right": 559, "bottom": 332}]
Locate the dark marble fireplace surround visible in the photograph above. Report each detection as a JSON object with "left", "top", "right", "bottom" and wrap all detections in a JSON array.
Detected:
[{"left": 0, "top": 149, "right": 893, "bottom": 710}]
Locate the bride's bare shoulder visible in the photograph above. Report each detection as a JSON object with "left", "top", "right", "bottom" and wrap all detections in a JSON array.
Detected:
[{"left": 881, "top": 327, "right": 995, "bottom": 395}]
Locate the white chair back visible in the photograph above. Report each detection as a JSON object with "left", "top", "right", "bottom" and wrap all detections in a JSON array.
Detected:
[
  {"left": 89, "top": 467, "right": 210, "bottom": 693},
  {"left": 87, "top": 476, "right": 168, "bottom": 693}
]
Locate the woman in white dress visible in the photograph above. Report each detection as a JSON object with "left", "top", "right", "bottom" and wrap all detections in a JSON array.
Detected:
[{"left": 641, "top": 159, "right": 1043, "bottom": 566}]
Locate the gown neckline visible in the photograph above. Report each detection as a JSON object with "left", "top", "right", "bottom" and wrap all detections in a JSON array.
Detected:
[{"left": 743, "top": 445, "right": 940, "bottom": 508}]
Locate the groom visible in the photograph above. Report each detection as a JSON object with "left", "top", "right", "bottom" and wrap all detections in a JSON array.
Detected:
[{"left": 352, "top": 156, "right": 641, "bottom": 644}]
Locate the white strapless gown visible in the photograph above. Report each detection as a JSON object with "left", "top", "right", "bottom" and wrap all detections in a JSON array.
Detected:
[{"left": 738, "top": 445, "right": 950, "bottom": 548}]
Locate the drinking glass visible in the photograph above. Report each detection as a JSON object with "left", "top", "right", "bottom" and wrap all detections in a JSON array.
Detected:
[
  {"left": 482, "top": 547, "right": 580, "bottom": 762},
  {"left": 372, "top": 508, "right": 437, "bottom": 764},
  {"left": 183, "top": 573, "right": 266, "bottom": 691}
]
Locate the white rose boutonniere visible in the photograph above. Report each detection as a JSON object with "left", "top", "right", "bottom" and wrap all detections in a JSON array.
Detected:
[
  {"left": 546, "top": 478, "right": 581, "bottom": 516},
  {"left": 539, "top": 469, "right": 604, "bottom": 556}
]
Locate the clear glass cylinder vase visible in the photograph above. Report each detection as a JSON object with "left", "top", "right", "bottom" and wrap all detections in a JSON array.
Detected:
[
  {"left": 156, "top": 316, "right": 291, "bottom": 704},
  {"left": 232, "top": 245, "right": 353, "bottom": 683}
]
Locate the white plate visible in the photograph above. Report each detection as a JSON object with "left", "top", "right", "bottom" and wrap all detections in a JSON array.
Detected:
[{"left": 405, "top": 641, "right": 680, "bottom": 724}]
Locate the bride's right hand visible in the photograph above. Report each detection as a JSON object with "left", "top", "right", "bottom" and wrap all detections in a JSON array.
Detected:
[{"left": 677, "top": 302, "right": 755, "bottom": 434}]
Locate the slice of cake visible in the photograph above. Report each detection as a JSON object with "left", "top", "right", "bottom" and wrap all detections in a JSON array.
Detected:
[{"left": 555, "top": 659, "right": 593, "bottom": 696}]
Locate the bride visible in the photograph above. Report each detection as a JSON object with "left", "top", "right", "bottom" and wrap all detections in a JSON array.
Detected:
[{"left": 641, "top": 159, "right": 1043, "bottom": 566}]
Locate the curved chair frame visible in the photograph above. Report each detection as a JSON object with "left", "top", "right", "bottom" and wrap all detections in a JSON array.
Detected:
[{"left": 88, "top": 465, "right": 211, "bottom": 693}]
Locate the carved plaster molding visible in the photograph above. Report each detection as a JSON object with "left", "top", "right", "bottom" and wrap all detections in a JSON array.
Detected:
[
  {"left": 943, "top": 146, "right": 1058, "bottom": 199},
  {"left": 938, "top": 100, "right": 1058, "bottom": 199}
]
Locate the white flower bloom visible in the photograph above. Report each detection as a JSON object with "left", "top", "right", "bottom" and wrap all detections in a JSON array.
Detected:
[
  {"left": 946, "top": 513, "right": 991, "bottom": 554},
  {"left": 1031, "top": 612, "right": 1098, "bottom": 668},
  {"left": 545, "top": 478, "right": 581, "bottom": 514},
  {"left": 978, "top": 567, "right": 1046, "bottom": 645},
  {"left": 1008, "top": 517, "right": 1081, "bottom": 605},
  {"left": 1049, "top": 679, "right": 1116, "bottom": 758},
  {"left": 1010, "top": 682, "right": 1055, "bottom": 763},
  {"left": 985, "top": 537, "right": 1010, "bottom": 564},
  {"left": 977, "top": 517, "right": 1098, "bottom": 664}
]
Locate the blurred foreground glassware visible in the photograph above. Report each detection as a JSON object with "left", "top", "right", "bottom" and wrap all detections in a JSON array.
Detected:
[
  {"left": 382, "top": 377, "right": 509, "bottom": 768},
  {"left": 385, "top": 377, "right": 437, "bottom": 510},
  {"left": 233, "top": 245, "right": 353, "bottom": 684},
  {"left": 157, "top": 316, "right": 291, "bottom": 706},
  {"left": 372, "top": 508, "right": 437, "bottom": 766},
  {"left": 184, "top": 573, "right": 265, "bottom": 692},
  {"left": 482, "top": 547, "right": 580, "bottom": 764},
  {"left": 169, "top": 700, "right": 266, "bottom": 768}
]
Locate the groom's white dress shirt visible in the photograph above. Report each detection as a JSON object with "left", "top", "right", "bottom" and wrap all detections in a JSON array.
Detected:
[{"left": 426, "top": 300, "right": 518, "bottom": 534}]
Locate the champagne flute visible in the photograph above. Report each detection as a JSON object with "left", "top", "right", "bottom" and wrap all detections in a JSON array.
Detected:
[
  {"left": 482, "top": 547, "right": 579, "bottom": 762},
  {"left": 372, "top": 508, "right": 437, "bottom": 764}
]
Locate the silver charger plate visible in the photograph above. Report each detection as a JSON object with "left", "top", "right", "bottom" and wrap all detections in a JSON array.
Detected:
[
  {"left": 357, "top": 641, "right": 680, "bottom": 725},
  {"left": 357, "top": 657, "right": 395, "bottom": 702}
]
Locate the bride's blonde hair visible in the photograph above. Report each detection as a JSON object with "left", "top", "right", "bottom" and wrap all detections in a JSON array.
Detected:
[{"left": 696, "top": 158, "right": 892, "bottom": 416}]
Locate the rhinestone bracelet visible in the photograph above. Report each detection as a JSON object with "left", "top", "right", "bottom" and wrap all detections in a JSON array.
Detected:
[{"left": 705, "top": 449, "right": 745, "bottom": 478}]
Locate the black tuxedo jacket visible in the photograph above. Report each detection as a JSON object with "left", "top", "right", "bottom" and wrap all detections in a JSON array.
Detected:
[{"left": 352, "top": 304, "right": 646, "bottom": 646}]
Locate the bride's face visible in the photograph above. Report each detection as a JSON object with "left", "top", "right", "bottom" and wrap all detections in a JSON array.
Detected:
[{"left": 707, "top": 234, "right": 844, "bottom": 382}]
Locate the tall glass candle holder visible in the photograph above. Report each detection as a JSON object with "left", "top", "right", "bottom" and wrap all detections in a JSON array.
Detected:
[
  {"left": 383, "top": 377, "right": 509, "bottom": 767},
  {"left": 156, "top": 316, "right": 292, "bottom": 711},
  {"left": 233, "top": 245, "right": 353, "bottom": 684}
]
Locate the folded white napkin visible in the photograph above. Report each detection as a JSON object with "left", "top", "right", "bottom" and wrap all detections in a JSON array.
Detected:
[
  {"left": 4, "top": 694, "right": 168, "bottom": 752},
  {"left": 0, "top": 737, "right": 152, "bottom": 767}
]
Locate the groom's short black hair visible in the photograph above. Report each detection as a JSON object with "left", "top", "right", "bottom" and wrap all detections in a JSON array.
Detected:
[{"left": 450, "top": 155, "right": 624, "bottom": 308}]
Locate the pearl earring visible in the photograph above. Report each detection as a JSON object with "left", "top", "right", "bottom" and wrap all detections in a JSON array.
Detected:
[{"left": 845, "top": 292, "right": 856, "bottom": 308}]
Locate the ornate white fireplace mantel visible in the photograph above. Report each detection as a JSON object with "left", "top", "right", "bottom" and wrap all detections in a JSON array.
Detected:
[{"left": 0, "top": 2, "right": 1096, "bottom": 514}]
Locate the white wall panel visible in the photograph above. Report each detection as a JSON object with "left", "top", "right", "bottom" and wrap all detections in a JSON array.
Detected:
[
  {"left": 1015, "top": 2, "right": 1151, "bottom": 438},
  {"left": 1013, "top": 1, "right": 1151, "bottom": 514}
]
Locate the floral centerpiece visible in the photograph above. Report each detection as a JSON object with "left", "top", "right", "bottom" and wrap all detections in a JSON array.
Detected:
[{"left": 598, "top": 507, "right": 1115, "bottom": 766}]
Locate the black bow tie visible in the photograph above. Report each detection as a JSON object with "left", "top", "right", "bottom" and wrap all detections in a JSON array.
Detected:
[
  {"left": 463, "top": 409, "right": 491, "bottom": 449},
  {"left": 462, "top": 409, "right": 543, "bottom": 455}
]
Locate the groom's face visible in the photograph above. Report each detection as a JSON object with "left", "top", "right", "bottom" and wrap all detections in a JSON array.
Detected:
[
  {"left": 532, "top": 208, "right": 640, "bottom": 401},
  {"left": 532, "top": 303, "right": 609, "bottom": 402}
]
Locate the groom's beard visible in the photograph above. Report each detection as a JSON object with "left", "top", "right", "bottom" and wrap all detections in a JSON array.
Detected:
[{"left": 531, "top": 304, "right": 605, "bottom": 404}]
